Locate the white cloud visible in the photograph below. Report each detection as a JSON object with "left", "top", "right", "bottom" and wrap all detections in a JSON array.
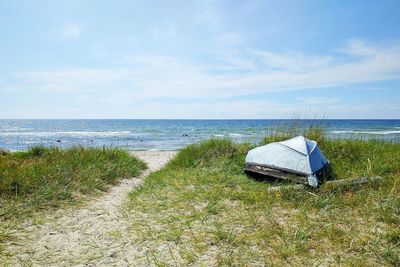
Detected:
[
  {"left": 5, "top": 40, "right": 400, "bottom": 118},
  {"left": 62, "top": 23, "right": 82, "bottom": 39},
  {"left": 11, "top": 40, "right": 400, "bottom": 99},
  {"left": 297, "top": 97, "right": 339, "bottom": 105},
  {"left": 248, "top": 49, "right": 334, "bottom": 72},
  {"left": 13, "top": 68, "right": 133, "bottom": 92},
  {"left": 340, "top": 39, "right": 386, "bottom": 57}
]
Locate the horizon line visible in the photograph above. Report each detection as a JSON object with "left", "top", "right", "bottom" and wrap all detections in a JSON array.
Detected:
[{"left": 1, "top": 118, "right": 399, "bottom": 121}]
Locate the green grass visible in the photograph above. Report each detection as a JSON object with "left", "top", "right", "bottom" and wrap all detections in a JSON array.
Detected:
[
  {"left": 0, "top": 145, "right": 147, "bottom": 256},
  {"left": 0, "top": 145, "right": 146, "bottom": 221},
  {"left": 127, "top": 130, "right": 400, "bottom": 266}
]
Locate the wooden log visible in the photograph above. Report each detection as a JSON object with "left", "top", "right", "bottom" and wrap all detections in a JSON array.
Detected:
[
  {"left": 267, "top": 184, "right": 305, "bottom": 192},
  {"left": 324, "top": 176, "right": 382, "bottom": 187},
  {"left": 266, "top": 176, "right": 381, "bottom": 192}
]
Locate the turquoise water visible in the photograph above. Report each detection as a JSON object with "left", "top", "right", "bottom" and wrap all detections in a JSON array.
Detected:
[{"left": 0, "top": 119, "right": 399, "bottom": 151}]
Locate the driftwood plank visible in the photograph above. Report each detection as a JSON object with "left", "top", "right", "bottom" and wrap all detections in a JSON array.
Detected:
[
  {"left": 267, "top": 176, "right": 381, "bottom": 192},
  {"left": 324, "top": 176, "right": 382, "bottom": 187},
  {"left": 267, "top": 184, "right": 305, "bottom": 192}
]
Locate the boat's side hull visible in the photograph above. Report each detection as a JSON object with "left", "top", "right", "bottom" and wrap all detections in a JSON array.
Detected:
[
  {"left": 243, "top": 162, "right": 333, "bottom": 185},
  {"left": 244, "top": 163, "right": 308, "bottom": 184}
]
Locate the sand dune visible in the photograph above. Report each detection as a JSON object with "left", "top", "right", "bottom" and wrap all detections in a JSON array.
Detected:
[{"left": 4, "top": 151, "right": 176, "bottom": 266}]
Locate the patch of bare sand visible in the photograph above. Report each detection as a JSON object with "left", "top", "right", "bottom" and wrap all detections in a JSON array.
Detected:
[{"left": 3, "top": 151, "right": 176, "bottom": 266}]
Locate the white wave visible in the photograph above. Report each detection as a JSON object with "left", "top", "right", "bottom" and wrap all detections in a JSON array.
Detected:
[
  {"left": 228, "top": 133, "right": 243, "bottom": 137},
  {"left": 0, "top": 131, "right": 131, "bottom": 137},
  {"left": 331, "top": 130, "right": 400, "bottom": 135},
  {"left": 0, "top": 127, "right": 33, "bottom": 131},
  {"left": 213, "top": 134, "right": 224, "bottom": 137}
]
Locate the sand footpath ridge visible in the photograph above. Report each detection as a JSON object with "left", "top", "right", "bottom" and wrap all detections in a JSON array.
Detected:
[{"left": 4, "top": 151, "right": 176, "bottom": 266}]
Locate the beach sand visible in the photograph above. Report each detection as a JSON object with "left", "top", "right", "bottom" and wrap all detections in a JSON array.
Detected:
[{"left": 3, "top": 151, "right": 176, "bottom": 266}]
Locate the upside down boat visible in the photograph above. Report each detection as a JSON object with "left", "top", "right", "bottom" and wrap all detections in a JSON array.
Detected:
[{"left": 244, "top": 136, "right": 331, "bottom": 187}]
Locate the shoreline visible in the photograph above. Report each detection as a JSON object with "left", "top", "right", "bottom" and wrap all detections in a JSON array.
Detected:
[{"left": 1, "top": 119, "right": 400, "bottom": 152}]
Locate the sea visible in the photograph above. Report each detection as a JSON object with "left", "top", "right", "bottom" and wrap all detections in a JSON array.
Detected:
[{"left": 0, "top": 119, "right": 399, "bottom": 151}]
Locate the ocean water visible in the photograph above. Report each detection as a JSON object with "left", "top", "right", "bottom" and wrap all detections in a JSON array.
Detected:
[{"left": 0, "top": 119, "right": 399, "bottom": 151}]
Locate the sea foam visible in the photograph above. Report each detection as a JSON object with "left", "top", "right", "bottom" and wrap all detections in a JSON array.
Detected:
[
  {"left": 0, "top": 131, "right": 132, "bottom": 137},
  {"left": 331, "top": 130, "right": 400, "bottom": 135}
]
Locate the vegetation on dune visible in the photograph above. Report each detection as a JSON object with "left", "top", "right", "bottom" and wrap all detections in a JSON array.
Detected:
[
  {"left": 0, "top": 145, "right": 146, "bottom": 255},
  {"left": 128, "top": 130, "right": 400, "bottom": 266},
  {"left": 0, "top": 146, "right": 146, "bottom": 220}
]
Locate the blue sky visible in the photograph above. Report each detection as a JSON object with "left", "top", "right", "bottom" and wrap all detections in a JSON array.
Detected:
[{"left": 1, "top": 0, "right": 400, "bottom": 119}]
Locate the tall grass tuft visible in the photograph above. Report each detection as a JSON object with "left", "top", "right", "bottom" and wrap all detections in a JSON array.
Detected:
[
  {"left": 0, "top": 145, "right": 146, "bottom": 220},
  {"left": 167, "top": 138, "right": 248, "bottom": 170}
]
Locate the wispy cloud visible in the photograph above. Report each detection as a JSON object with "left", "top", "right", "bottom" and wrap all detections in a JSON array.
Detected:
[
  {"left": 248, "top": 49, "right": 334, "bottom": 72},
  {"left": 7, "top": 40, "right": 400, "bottom": 107},
  {"left": 297, "top": 97, "right": 340, "bottom": 105}
]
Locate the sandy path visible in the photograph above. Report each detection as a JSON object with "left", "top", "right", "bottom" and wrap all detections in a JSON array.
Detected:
[{"left": 4, "top": 151, "right": 176, "bottom": 266}]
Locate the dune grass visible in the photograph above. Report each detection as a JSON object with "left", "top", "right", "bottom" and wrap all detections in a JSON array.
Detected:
[
  {"left": 0, "top": 145, "right": 146, "bottom": 220},
  {"left": 127, "top": 130, "right": 399, "bottom": 266},
  {"left": 0, "top": 144, "right": 146, "bottom": 254}
]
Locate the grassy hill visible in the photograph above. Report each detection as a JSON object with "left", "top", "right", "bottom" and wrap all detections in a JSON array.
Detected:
[{"left": 127, "top": 129, "right": 399, "bottom": 266}]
